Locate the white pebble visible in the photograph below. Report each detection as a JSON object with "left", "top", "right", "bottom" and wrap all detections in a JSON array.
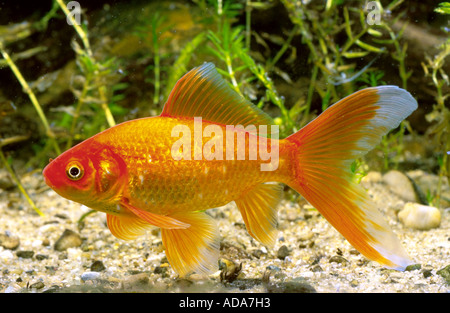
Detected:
[
  {"left": 382, "top": 170, "right": 417, "bottom": 202},
  {"left": 81, "top": 271, "right": 101, "bottom": 281},
  {"left": 32, "top": 240, "right": 43, "bottom": 248},
  {"left": 67, "top": 247, "right": 82, "bottom": 260},
  {"left": 398, "top": 202, "right": 441, "bottom": 230},
  {"left": 0, "top": 249, "right": 14, "bottom": 261},
  {"left": 4, "top": 284, "right": 21, "bottom": 293}
]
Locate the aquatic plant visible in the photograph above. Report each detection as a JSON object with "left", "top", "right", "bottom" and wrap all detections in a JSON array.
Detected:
[
  {"left": 421, "top": 2, "right": 450, "bottom": 207},
  {"left": 55, "top": 0, "right": 119, "bottom": 148},
  {"left": 0, "top": 14, "right": 62, "bottom": 216},
  {"left": 0, "top": 37, "right": 60, "bottom": 156},
  {"left": 279, "top": 0, "right": 415, "bottom": 169},
  {"left": 197, "top": 0, "right": 297, "bottom": 136},
  {"left": 135, "top": 11, "right": 173, "bottom": 107},
  {"left": 164, "top": 32, "right": 207, "bottom": 100},
  {"left": 0, "top": 144, "right": 44, "bottom": 217},
  {"left": 0, "top": 1, "right": 128, "bottom": 215}
]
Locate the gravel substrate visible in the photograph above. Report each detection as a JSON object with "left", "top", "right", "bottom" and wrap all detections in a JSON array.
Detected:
[{"left": 0, "top": 169, "right": 448, "bottom": 293}]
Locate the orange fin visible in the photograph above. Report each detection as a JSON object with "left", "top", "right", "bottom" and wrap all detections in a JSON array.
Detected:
[
  {"left": 286, "top": 86, "right": 417, "bottom": 270},
  {"left": 161, "top": 211, "right": 220, "bottom": 277},
  {"left": 106, "top": 214, "right": 153, "bottom": 241},
  {"left": 120, "top": 198, "right": 190, "bottom": 229},
  {"left": 234, "top": 183, "right": 283, "bottom": 247},
  {"left": 161, "top": 62, "right": 274, "bottom": 128}
]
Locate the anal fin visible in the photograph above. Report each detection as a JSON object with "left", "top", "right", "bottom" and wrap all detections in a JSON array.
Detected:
[
  {"left": 161, "top": 211, "right": 220, "bottom": 277},
  {"left": 234, "top": 183, "right": 283, "bottom": 247}
]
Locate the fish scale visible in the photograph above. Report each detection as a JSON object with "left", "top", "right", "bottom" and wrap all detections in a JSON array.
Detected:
[{"left": 99, "top": 116, "right": 278, "bottom": 215}]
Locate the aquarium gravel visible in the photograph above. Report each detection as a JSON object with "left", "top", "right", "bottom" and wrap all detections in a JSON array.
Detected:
[{"left": 0, "top": 169, "right": 448, "bottom": 293}]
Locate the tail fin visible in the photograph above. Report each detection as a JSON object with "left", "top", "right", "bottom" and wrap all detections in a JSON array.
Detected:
[{"left": 286, "top": 86, "right": 417, "bottom": 270}]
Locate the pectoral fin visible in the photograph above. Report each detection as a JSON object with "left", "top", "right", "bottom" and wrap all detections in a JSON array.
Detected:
[
  {"left": 161, "top": 211, "right": 220, "bottom": 277},
  {"left": 120, "top": 198, "right": 190, "bottom": 229}
]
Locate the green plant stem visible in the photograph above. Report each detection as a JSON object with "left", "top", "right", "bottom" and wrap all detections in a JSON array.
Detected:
[
  {"left": 305, "top": 63, "right": 318, "bottom": 120},
  {"left": 245, "top": 0, "right": 251, "bottom": 51},
  {"left": 0, "top": 149, "right": 45, "bottom": 217},
  {"left": 0, "top": 42, "right": 61, "bottom": 155},
  {"left": 67, "top": 73, "right": 92, "bottom": 150},
  {"left": 152, "top": 19, "right": 161, "bottom": 106},
  {"left": 56, "top": 0, "right": 115, "bottom": 128},
  {"left": 268, "top": 25, "right": 299, "bottom": 70},
  {"left": 225, "top": 54, "right": 242, "bottom": 96},
  {"left": 55, "top": 0, "right": 92, "bottom": 57},
  {"left": 98, "top": 85, "right": 116, "bottom": 127}
]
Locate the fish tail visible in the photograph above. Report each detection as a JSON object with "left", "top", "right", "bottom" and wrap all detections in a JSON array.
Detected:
[{"left": 285, "top": 86, "right": 417, "bottom": 270}]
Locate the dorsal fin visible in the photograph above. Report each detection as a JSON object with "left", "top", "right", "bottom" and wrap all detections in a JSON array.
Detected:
[{"left": 161, "top": 63, "right": 274, "bottom": 128}]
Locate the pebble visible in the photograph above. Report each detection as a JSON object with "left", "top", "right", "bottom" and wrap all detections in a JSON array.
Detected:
[
  {"left": 0, "top": 171, "right": 15, "bottom": 190},
  {"left": 0, "top": 249, "right": 14, "bottom": 261},
  {"left": 405, "top": 263, "right": 421, "bottom": 271},
  {"left": 36, "top": 254, "right": 49, "bottom": 261},
  {"left": 329, "top": 255, "right": 348, "bottom": 265},
  {"left": 266, "top": 277, "right": 316, "bottom": 293},
  {"left": 90, "top": 260, "right": 106, "bottom": 272},
  {"left": 0, "top": 233, "right": 20, "bottom": 250},
  {"left": 154, "top": 265, "right": 169, "bottom": 277},
  {"left": 382, "top": 170, "right": 418, "bottom": 202},
  {"left": 422, "top": 269, "right": 433, "bottom": 278},
  {"left": 54, "top": 229, "right": 83, "bottom": 251},
  {"left": 398, "top": 203, "right": 441, "bottom": 230},
  {"left": 362, "top": 171, "right": 382, "bottom": 183},
  {"left": 30, "top": 281, "right": 45, "bottom": 289},
  {"left": 16, "top": 250, "right": 34, "bottom": 259},
  {"left": 310, "top": 265, "right": 323, "bottom": 272},
  {"left": 121, "top": 273, "right": 149, "bottom": 290},
  {"left": 277, "top": 245, "right": 290, "bottom": 260},
  {"left": 437, "top": 265, "right": 450, "bottom": 284},
  {"left": 4, "top": 284, "right": 21, "bottom": 293},
  {"left": 81, "top": 271, "right": 101, "bottom": 282},
  {"left": 266, "top": 265, "right": 281, "bottom": 272},
  {"left": 251, "top": 249, "right": 264, "bottom": 259}
]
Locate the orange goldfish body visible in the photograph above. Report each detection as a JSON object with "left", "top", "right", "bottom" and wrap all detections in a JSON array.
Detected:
[{"left": 43, "top": 63, "right": 417, "bottom": 276}]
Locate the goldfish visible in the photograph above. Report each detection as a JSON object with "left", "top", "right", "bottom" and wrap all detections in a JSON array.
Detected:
[{"left": 43, "top": 62, "right": 417, "bottom": 276}]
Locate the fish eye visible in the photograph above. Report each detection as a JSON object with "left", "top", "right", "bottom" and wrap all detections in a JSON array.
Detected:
[{"left": 66, "top": 162, "right": 84, "bottom": 180}]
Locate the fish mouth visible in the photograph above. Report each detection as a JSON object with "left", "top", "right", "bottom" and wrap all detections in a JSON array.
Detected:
[{"left": 42, "top": 166, "right": 54, "bottom": 189}]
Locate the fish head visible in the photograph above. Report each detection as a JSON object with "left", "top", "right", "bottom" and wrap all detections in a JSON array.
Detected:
[{"left": 43, "top": 141, "right": 127, "bottom": 207}]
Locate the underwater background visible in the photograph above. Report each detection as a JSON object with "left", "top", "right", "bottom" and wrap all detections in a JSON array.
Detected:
[{"left": 0, "top": 0, "right": 449, "bottom": 293}]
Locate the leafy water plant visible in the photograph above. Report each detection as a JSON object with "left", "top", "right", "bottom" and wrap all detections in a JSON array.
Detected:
[
  {"left": 0, "top": 40, "right": 60, "bottom": 156},
  {"left": 134, "top": 11, "right": 173, "bottom": 107},
  {"left": 279, "top": 0, "right": 416, "bottom": 169},
  {"left": 0, "top": 17, "right": 60, "bottom": 216},
  {"left": 0, "top": 0, "right": 128, "bottom": 216},
  {"left": 421, "top": 2, "right": 450, "bottom": 207},
  {"left": 0, "top": 143, "right": 44, "bottom": 217},
  {"left": 197, "top": 0, "right": 297, "bottom": 137},
  {"left": 55, "top": 0, "right": 118, "bottom": 144}
]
